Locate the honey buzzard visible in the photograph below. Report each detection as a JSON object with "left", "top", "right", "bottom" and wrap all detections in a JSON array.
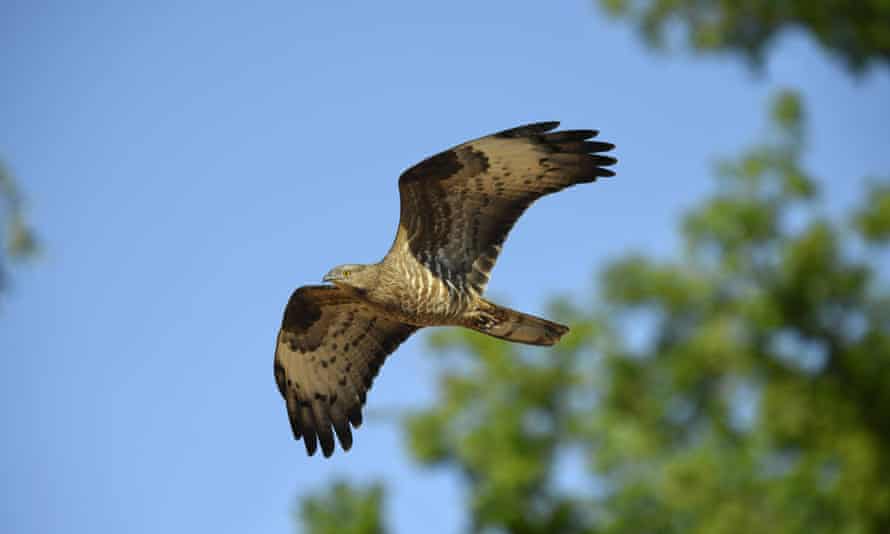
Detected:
[{"left": 275, "top": 122, "right": 616, "bottom": 456}]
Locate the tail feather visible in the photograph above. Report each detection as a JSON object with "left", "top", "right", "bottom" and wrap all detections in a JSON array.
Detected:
[{"left": 469, "top": 302, "right": 569, "bottom": 346}]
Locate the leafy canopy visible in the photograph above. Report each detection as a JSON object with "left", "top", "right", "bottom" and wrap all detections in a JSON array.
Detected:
[
  {"left": 298, "top": 481, "right": 387, "bottom": 534},
  {"left": 597, "top": 0, "right": 890, "bottom": 73},
  {"left": 0, "top": 162, "right": 38, "bottom": 294}
]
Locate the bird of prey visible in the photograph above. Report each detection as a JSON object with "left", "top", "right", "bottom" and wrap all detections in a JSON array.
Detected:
[{"left": 275, "top": 122, "right": 616, "bottom": 457}]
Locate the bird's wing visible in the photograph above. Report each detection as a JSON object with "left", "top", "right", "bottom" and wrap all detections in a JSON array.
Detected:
[
  {"left": 274, "top": 285, "right": 418, "bottom": 457},
  {"left": 392, "top": 121, "right": 616, "bottom": 294}
]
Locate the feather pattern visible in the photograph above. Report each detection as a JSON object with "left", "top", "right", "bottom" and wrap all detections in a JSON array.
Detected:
[
  {"left": 274, "top": 285, "right": 417, "bottom": 457},
  {"left": 391, "top": 122, "right": 616, "bottom": 294}
]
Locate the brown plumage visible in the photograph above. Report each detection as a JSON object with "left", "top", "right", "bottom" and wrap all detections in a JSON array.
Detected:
[{"left": 275, "top": 122, "right": 616, "bottom": 456}]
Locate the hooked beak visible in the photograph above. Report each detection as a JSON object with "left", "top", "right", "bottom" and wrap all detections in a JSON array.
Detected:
[{"left": 322, "top": 269, "right": 338, "bottom": 283}]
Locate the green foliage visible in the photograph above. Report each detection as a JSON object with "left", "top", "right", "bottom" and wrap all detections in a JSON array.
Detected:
[
  {"left": 0, "top": 161, "right": 38, "bottom": 293},
  {"left": 596, "top": 0, "right": 890, "bottom": 73},
  {"left": 297, "top": 481, "right": 387, "bottom": 534},
  {"left": 853, "top": 181, "right": 890, "bottom": 244},
  {"left": 404, "top": 324, "right": 598, "bottom": 533},
  {"left": 589, "top": 91, "right": 890, "bottom": 533}
]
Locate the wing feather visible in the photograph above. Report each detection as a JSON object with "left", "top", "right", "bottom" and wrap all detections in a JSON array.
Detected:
[
  {"left": 274, "top": 285, "right": 418, "bottom": 457},
  {"left": 392, "top": 121, "right": 616, "bottom": 293}
]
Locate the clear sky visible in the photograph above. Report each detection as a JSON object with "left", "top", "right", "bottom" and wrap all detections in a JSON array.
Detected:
[{"left": 2, "top": 2, "right": 888, "bottom": 533}]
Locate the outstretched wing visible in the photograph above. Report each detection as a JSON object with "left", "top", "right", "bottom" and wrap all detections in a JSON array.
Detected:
[
  {"left": 274, "top": 285, "right": 418, "bottom": 457},
  {"left": 393, "top": 121, "right": 616, "bottom": 294}
]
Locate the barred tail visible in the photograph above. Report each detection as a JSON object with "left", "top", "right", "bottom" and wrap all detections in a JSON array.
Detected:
[{"left": 469, "top": 302, "right": 569, "bottom": 346}]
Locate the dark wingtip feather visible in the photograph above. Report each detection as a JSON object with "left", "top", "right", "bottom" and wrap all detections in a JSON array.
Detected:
[
  {"left": 537, "top": 128, "right": 617, "bottom": 183},
  {"left": 334, "top": 422, "right": 353, "bottom": 452},
  {"left": 287, "top": 407, "right": 303, "bottom": 440},
  {"left": 592, "top": 155, "right": 618, "bottom": 166},
  {"left": 301, "top": 404, "right": 319, "bottom": 455},
  {"left": 495, "top": 121, "right": 560, "bottom": 138},
  {"left": 590, "top": 141, "right": 615, "bottom": 153},
  {"left": 330, "top": 406, "right": 354, "bottom": 452},
  {"left": 303, "top": 432, "right": 318, "bottom": 456},
  {"left": 314, "top": 406, "right": 336, "bottom": 457},
  {"left": 317, "top": 423, "right": 336, "bottom": 457},
  {"left": 543, "top": 129, "right": 599, "bottom": 142},
  {"left": 348, "top": 405, "right": 363, "bottom": 428}
]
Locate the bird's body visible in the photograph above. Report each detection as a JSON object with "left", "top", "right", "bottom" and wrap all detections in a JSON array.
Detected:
[
  {"left": 275, "top": 122, "right": 616, "bottom": 456},
  {"left": 377, "top": 239, "right": 474, "bottom": 325}
]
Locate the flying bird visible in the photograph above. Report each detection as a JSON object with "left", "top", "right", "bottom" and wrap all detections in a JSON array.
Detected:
[{"left": 274, "top": 122, "right": 617, "bottom": 457}]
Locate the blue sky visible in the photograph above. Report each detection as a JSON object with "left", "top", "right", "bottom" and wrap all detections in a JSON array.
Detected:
[{"left": 2, "top": 2, "right": 888, "bottom": 533}]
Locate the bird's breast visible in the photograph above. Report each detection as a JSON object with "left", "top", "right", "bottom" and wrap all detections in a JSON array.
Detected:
[{"left": 368, "top": 254, "right": 473, "bottom": 326}]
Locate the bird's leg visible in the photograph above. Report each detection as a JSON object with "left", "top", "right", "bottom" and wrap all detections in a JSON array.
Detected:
[{"left": 469, "top": 310, "right": 497, "bottom": 331}]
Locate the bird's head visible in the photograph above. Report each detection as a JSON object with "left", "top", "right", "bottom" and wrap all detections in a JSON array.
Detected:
[{"left": 323, "top": 264, "right": 375, "bottom": 293}]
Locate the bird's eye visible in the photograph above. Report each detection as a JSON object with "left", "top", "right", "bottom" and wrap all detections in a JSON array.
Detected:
[{"left": 342, "top": 270, "right": 351, "bottom": 278}]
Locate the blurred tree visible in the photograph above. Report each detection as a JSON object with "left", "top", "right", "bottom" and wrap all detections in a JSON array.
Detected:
[
  {"left": 0, "top": 161, "right": 38, "bottom": 295},
  {"left": 580, "top": 90, "right": 890, "bottom": 533},
  {"left": 296, "top": 91, "right": 890, "bottom": 532},
  {"left": 298, "top": 481, "right": 387, "bottom": 534},
  {"left": 596, "top": 0, "right": 890, "bottom": 73}
]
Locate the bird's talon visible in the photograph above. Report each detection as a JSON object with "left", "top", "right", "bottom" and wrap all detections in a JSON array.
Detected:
[{"left": 474, "top": 315, "right": 495, "bottom": 331}]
